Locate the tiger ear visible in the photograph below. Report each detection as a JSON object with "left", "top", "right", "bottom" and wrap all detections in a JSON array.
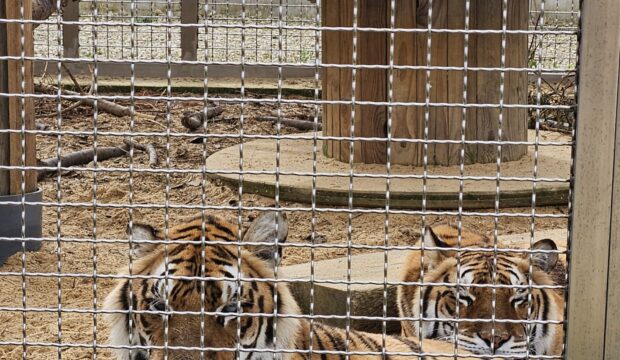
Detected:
[
  {"left": 530, "top": 238, "right": 558, "bottom": 272},
  {"left": 423, "top": 226, "right": 451, "bottom": 269},
  {"left": 242, "top": 211, "right": 288, "bottom": 269},
  {"left": 127, "top": 223, "right": 160, "bottom": 258}
]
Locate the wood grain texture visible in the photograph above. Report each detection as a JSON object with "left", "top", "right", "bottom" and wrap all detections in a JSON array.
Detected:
[
  {"left": 181, "top": 0, "right": 198, "bottom": 61},
  {"left": 566, "top": 0, "right": 620, "bottom": 358},
  {"left": 321, "top": 0, "right": 340, "bottom": 159},
  {"left": 339, "top": 0, "right": 353, "bottom": 161},
  {"left": 5, "top": 0, "right": 36, "bottom": 195},
  {"left": 606, "top": 63, "right": 620, "bottom": 359},
  {"left": 391, "top": 0, "right": 422, "bottom": 165},
  {"left": 428, "top": 0, "right": 449, "bottom": 165},
  {"left": 62, "top": 0, "right": 79, "bottom": 58},
  {"left": 503, "top": 0, "right": 528, "bottom": 163},
  {"left": 356, "top": 0, "right": 387, "bottom": 164},
  {"left": 446, "top": 0, "right": 465, "bottom": 166},
  {"left": 322, "top": 0, "right": 527, "bottom": 166},
  {"left": 473, "top": 0, "right": 501, "bottom": 164},
  {"left": 0, "top": 2, "right": 9, "bottom": 195}
]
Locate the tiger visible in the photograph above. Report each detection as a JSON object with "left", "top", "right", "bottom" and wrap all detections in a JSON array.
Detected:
[
  {"left": 396, "top": 224, "right": 565, "bottom": 357},
  {"left": 104, "top": 212, "right": 484, "bottom": 360}
]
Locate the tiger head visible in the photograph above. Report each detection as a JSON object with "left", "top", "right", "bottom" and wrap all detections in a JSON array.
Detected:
[
  {"left": 398, "top": 225, "right": 565, "bottom": 356},
  {"left": 104, "top": 211, "right": 301, "bottom": 360}
]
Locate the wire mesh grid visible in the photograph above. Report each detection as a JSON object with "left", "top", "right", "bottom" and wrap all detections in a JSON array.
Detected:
[{"left": 0, "top": 0, "right": 578, "bottom": 359}]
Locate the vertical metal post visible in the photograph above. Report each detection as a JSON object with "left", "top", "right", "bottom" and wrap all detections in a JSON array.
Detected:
[
  {"left": 63, "top": 0, "right": 79, "bottom": 58},
  {"left": 181, "top": 0, "right": 199, "bottom": 61},
  {"left": 566, "top": 0, "right": 620, "bottom": 358}
]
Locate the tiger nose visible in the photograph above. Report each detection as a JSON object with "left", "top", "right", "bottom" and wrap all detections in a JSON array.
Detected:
[{"left": 479, "top": 331, "right": 510, "bottom": 351}]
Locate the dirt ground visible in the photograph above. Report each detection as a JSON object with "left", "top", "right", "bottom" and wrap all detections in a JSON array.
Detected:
[{"left": 0, "top": 90, "right": 569, "bottom": 359}]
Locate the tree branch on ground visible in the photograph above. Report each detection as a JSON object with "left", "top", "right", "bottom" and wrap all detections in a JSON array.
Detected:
[
  {"left": 37, "top": 139, "right": 157, "bottom": 180},
  {"left": 254, "top": 116, "right": 322, "bottom": 131},
  {"left": 181, "top": 107, "right": 225, "bottom": 130}
]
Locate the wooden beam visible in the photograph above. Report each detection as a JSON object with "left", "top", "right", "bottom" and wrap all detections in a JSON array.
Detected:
[
  {"left": 181, "top": 0, "right": 198, "bottom": 61},
  {"left": 5, "top": 0, "right": 36, "bottom": 195},
  {"left": 604, "top": 45, "right": 620, "bottom": 360},
  {"left": 62, "top": 0, "right": 79, "bottom": 58},
  {"left": 565, "top": 0, "right": 620, "bottom": 358},
  {"left": 0, "top": 2, "right": 10, "bottom": 196}
]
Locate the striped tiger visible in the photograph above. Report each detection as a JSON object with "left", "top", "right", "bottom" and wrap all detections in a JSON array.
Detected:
[
  {"left": 397, "top": 224, "right": 565, "bottom": 356},
  {"left": 104, "top": 212, "right": 482, "bottom": 360}
]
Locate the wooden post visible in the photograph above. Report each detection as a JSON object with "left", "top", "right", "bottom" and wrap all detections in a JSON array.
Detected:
[
  {"left": 0, "top": 0, "right": 37, "bottom": 195},
  {"left": 322, "top": 0, "right": 528, "bottom": 166},
  {"left": 0, "top": 0, "right": 9, "bottom": 195},
  {"left": 181, "top": 0, "right": 199, "bottom": 61},
  {"left": 565, "top": 0, "right": 620, "bottom": 358},
  {"left": 606, "top": 63, "right": 620, "bottom": 358},
  {"left": 62, "top": 0, "right": 79, "bottom": 58}
]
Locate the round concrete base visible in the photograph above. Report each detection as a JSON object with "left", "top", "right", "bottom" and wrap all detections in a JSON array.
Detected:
[{"left": 205, "top": 130, "right": 571, "bottom": 209}]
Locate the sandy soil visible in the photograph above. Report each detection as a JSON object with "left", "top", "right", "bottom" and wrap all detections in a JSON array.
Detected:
[{"left": 0, "top": 90, "right": 569, "bottom": 359}]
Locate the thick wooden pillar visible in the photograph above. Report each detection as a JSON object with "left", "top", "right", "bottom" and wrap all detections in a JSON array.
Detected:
[
  {"left": 321, "top": 0, "right": 528, "bottom": 166},
  {"left": 0, "top": 0, "right": 37, "bottom": 195}
]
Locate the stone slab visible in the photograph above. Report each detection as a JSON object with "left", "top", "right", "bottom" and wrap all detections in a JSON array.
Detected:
[{"left": 206, "top": 130, "right": 571, "bottom": 209}]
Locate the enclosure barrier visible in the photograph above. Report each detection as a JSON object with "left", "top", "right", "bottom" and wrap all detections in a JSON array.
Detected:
[
  {"left": 0, "top": 0, "right": 618, "bottom": 359},
  {"left": 565, "top": 0, "right": 620, "bottom": 358}
]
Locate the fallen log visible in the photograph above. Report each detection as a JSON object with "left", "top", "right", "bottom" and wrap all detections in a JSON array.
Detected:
[
  {"left": 35, "top": 82, "right": 166, "bottom": 129},
  {"left": 37, "top": 145, "right": 129, "bottom": 180},
  {"left": 254, "top": 116, "right": 322, "bottom": 131},
  {"left": 37, "top": 139, "right": 156, "bottom": 180},
  {"left": 35, "top": 83, "right": 130, "bottom": 117},
  {"left": 181, "top": 107, "right": 225, "bottom": 130}
]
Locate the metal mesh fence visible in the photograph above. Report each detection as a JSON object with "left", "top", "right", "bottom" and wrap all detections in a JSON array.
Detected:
[{"left": 0, "top": 0, "right": 580, "bottom": 359}]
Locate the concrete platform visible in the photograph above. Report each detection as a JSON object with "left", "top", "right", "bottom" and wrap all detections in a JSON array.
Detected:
[
  {"left": 279, "top": 229, "right": 568, "bottom": 334},
  {"left": 205, "top": 130, "right": 571, "bottom": 209}
]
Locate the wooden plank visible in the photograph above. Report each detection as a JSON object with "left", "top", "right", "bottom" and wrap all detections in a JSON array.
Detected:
[
  {"left": 565, "top": 0, "right": 620, "bottom": 358},
  {"left": 416, "top": 3, "right": 430, "bottom": 166},
  {"left": 62, "top": 0, "right": 79, "bottom": 58},
  {"left": 181, "top": 0, "right": 198, "bottom": 61},
  {"left": 339, "top": 0, "right": 353, "bottom": 162},
  {"left": 6, "top": 0, "right": 36, "bottom": 195},
  {"left": 0, "top": 2, "right": 9, "bottom": 196},
  {"left": 604, "top": 44, "right": 620, "bottom": 360},
  {"left": 321, "top": 0, "right": 341, "bottom": 159},
  {"left": 446, "top": 0, "right": 465, "bottom": 166},
  {"left": 473, "top": 0, "right": 501, "bottom": 164},
  {"left": 464, "top": 0, "right": 479, "bottom": 164},
  {"left": 356, "top": 0, "right": 387, "bottom": 163},
  {"left": 428, "top": 0, "right": 449, "bottom": 165},
  {"left": 503, "top": 0, "right": 528, "bottom": 163},
  {"left": 391, "top": 0, "right": 421, "bottom": 165}
]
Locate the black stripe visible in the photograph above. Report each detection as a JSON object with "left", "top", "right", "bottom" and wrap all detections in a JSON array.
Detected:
[
  {"left": 323, "top": 332, "right": 346, "bottom": 359},
  {"left": 422, "top": 286, "right": 433, "bottom": 318},
  {"left": 211, "top": 257, "right": 234, "bottom": 267},
  {"left": 210, "top": 219, "right": 237, "bottom": 239},
  {"left": 431, "top": 291, "right": 441, "bottom": 338},
  {"left": 540, "top": 290, "right": 550, "bottom": 338},
  {"left": 312, "top": 325, "right": 328, "bottom": 360},
  {"left": 168, "top": 245, "right": 188, "bottom": 257},
  {"left": 398, "top": 336, "right": 422, "bottom": 353},
  {"left": 460, "top": 268, "right": 475, "bottom": 278}
]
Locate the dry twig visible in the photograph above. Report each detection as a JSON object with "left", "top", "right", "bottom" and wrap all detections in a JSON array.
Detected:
[{"left": 123, "top": 139, "right": 158, "bottom": 168}]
